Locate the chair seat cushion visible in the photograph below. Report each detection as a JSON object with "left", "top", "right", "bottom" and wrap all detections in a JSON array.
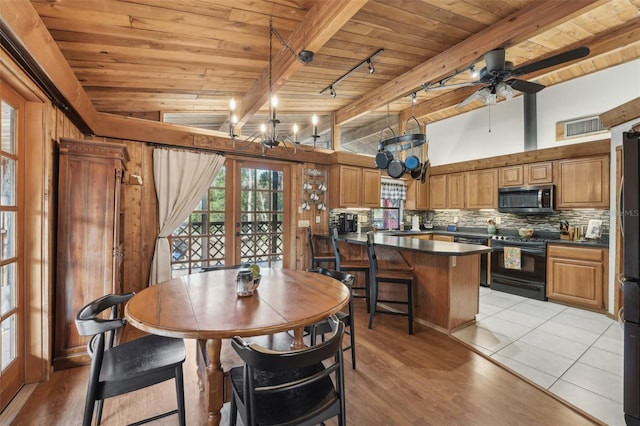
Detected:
[
  {"left": 100, "top": 334, "right": 185, "bottom": 384},
  {"left": 230, "top": 363, "right": 338, "bottom": 425}
]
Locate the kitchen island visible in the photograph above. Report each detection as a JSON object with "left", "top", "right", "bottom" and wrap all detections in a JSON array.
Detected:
[{"left": 336, "top": 232, "right": 491, "bottom": 334}]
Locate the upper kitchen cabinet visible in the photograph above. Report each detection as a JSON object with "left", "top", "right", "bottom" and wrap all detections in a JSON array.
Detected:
[
  {"left": 499, "top": 162, "right": 554, "bottom": 187},
  {"left": 556, "top": 155, "right": 610, "bottom": 208},
  {"left": 429, "top": 173, "right": 465, "bottom": 209},
  {"left": 466, "top": 169, "right": 498, "bottom": 209},
  {"left": 329, "top": 165, "right": 381, "bottom": 208},
  {"left": 447, "top": 173, "right": 466, "bottom": 209},
  {"left": 405, "top": 178, "right": 429, "bottom": 210}
]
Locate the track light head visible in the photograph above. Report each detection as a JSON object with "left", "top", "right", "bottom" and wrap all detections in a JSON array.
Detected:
[
  {"left": 470, "top": 64, "right": 479, "bottom": 79},
  {"left": 367, "top": 58, "right": 375, "bottom": 74},
  {"left": 329, "top": 86, "right": 336, "bottom": 98}
]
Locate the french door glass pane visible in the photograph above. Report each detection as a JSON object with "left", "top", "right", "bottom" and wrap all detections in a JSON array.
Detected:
[
  {"left": 1, "top": 263, "right": 15, "bottom": 315},
  {"left": 0, "top": 158, "right": 15, "bottom": 207},
  {"left": 1, "top": 212, "right": 15, "bottom": 260},
  {"left": 1, "top": 102, "right": 15, "bottom": 154},
  {"left": 1, "top": 314, "right": 15, "bottom": 369}
]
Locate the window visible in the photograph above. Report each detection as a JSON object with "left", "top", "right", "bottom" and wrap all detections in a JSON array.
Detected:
[{"left": 171, "top": 166, "right": 226, "bottom": 275}]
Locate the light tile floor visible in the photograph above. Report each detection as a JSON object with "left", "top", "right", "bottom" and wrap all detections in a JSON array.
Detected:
[{"left": 452, "top": 286, "right": 624, "bottom": 425}]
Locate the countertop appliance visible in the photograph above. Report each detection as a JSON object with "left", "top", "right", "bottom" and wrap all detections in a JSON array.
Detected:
[
  {"left": 337, "top": 213, "right": 358, "bottom": 234},
  {"left": 454, "top": 236, "right": 489, "bottom": 286},
  {"left": 489, "top": 236, "right": 547, "bottom": 300},
  {"left": 622, "top": 130, "right": 640, "bottom": 425},
  {"left": 498, "top": 185, "right": 554, "bottom": 214}
]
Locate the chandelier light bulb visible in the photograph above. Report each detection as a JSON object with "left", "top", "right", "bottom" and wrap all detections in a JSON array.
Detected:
[
  {"left": 260, "top": 123, "right": 267, "bottom": 134},
  {"left": 292, "top": 123, "right": 299, "bottom": 142},
  {"left": 229, "top": 98, "right": 236, "bottom": 111},
  {"left": 231, "top": 114, "right": 238, "bottom": 124},
  {"left": 312, "top": 115, "right": 318, "bottom": 136},
  {"left": 270, "top": 95, "right": 278, "bottom": 120}
]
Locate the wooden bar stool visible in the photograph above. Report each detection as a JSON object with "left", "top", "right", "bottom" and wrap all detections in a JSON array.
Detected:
[
  {"left": 366, "top": 232, "right": 415, "bottom": 334},
  {"left": 330, "top": 227, "right": 371, "bottom": 312},
  {"left": 307, "top": 227, "right": 336, "bottom": 269}
]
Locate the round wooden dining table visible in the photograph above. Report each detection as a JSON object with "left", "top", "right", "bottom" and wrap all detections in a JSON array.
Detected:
[{"left": 124, "top": 267, "right": 350, "bottom": 426}]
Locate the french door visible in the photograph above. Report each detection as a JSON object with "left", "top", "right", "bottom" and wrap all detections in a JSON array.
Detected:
[
  {"left": 0, "top": 83, "right": 24, "bottom": 410},
  {"left": 236, "top": 163, "right": 288, "bottom": 267}
]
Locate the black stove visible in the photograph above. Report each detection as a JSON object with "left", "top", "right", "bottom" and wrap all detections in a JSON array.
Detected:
[{"left": 490, "top": 236, "right": 548, "bottom": 246}]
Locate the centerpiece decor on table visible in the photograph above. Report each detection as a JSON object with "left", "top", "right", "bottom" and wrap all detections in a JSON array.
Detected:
[{"left": 236, "top": 264, "right": 261, "bottom": 297}]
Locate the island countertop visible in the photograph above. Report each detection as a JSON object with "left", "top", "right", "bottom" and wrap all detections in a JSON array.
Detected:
[{"left": 335, "top": 232, "right": 492, "bottom": 256}]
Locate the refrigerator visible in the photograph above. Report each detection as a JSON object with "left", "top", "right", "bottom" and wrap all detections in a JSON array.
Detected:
[{"left": 623, "top": 130, "right": 640, "bottom": 425}]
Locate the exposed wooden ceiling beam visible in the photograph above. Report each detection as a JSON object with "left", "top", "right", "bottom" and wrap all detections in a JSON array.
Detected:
[
  {"left": 335, "top": 0, "right": 605, "bottom": 126},
  {"left": 600, "top": 97, "right": 640, "bottom": 129},
  {"left": 235, "top": 0, "right": 367, "bottom": 127},
  {"left": 403, "top": 16, "right": 640, "bottom": 123}
]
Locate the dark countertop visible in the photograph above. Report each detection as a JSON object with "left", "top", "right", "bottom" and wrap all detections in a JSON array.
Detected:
[
  {"left": 336, "top": 232, "right": 492, "bottom": 256},
  {"left": 546, "top": 239, "right": 609, "bottom": 248}
]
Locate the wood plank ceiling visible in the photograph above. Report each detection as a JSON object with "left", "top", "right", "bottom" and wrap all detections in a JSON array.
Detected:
[{"left": 31, "top": 0, "right": 640, "bottom": 154}]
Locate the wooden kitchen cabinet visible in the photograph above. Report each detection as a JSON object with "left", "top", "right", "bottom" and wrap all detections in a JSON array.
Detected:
[
  {"left": 447, "top": 172, "right": 465, "bottom": 209},
  {"left": 329, "top": 165, "right": 380, "bottom": 208},
  {"left": 54, "top": 138, "right": 129, "bottom": 369},
  {"left": 556, "top": 155, "right": 609, "bottom": 208},
  {"left": 466, "top": 168, "right": 498, "bottom": 209},
  {"left": 432, "top": 234, "right": 454, "bottom": 242},
  {"left": 499, "top": 162, "right": 554, "bottom": 187},
  {"left": 429, "top": 173, "right": 465, "bottom": 209},
  {"left": 405, "top": 178, "right": 429, "bottom": 210},
  {"left": 429, "top": 175, "right": 447, "bottom": 209},
  {"left": 547, "top": 244, "right": 608, "bottom": 311}
]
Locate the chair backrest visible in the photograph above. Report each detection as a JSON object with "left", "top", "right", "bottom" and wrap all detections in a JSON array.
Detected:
[
  {"left": 366, "top": 232, "right": 378, "bottom": 278},
  {"left": 75, "top": 293, "right": 135, "bottom": 366},
  {"left": 232, "top": 315, "right": 345, "bottom": 425},
  {"left": 329, "top": 227, "right": 343, "bottom": 269},
  {"left": 308, "top": 267, "right": 354, "bottom": 291},
  {"left": 200, "top": 263, "right": 249, "bottom": 272},
  {"left": 306, "top": 226, "right": 316, "bottom": 261}
]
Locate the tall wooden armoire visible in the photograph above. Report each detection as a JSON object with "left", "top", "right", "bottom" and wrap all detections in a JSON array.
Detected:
[{"left": 54, "top": 138, "right": 129, "bottom": 370}]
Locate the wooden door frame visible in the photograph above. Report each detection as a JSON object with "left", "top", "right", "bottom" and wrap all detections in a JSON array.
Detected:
[
  {"left": 225, "top": 157, "right": 294, "bottom": 269},
  {"left": 1, "top": 51, "right": 51, "bottom": 387}
]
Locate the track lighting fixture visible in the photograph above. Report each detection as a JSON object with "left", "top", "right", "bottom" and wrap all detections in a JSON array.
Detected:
[
  {"left": 367, "top": 58, "right": 375, "bottom": 74},
  {"left": 320, "top": 48, "right": 384, "bottom": 96},
  {"left": 225, "top": 18, "right": 318, "bottom": 156}
]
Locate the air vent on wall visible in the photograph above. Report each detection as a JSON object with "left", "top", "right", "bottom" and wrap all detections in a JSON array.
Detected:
[{"left": 563, "top": 116, "right": 606, "bottom": 138}]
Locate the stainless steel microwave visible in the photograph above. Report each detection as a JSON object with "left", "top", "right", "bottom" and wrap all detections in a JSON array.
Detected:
[{"left": 498, "top": 185, "right": 554, "bottom": 214}]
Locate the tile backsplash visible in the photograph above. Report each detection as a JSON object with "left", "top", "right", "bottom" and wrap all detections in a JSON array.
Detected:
[{"left": 405, "top": 209, "right": 610, "bottom": 235}]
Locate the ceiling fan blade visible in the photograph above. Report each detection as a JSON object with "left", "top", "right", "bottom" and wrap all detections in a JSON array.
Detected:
[
  {"left": 426, "top": 81, "right": 476, "bottom": 91},
  {"left": 506, "top": 79, "right": 545, "bottom": 94},
  {"left": 456, "top": 89, "right": 483, "bottom": 108},
  {"left": 512, "top": 46, "right": 590, "bottom": 76}
]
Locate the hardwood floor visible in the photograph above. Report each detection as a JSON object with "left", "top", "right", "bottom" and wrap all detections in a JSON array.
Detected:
[{"left": 12, "top": 299, "right": 600, "bottom": 425}]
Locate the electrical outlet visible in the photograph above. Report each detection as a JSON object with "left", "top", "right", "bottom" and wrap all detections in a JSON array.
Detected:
[
  {"left": 360, "top": 215, "right": 368, "bottom": 223},
  {"left": 315, "top": 216, "right": 321, "bottom": 223},
  {"left": 496, "top": 216, "right": 501, "bottom": 225},
  {"left": 453, "top": 216, "right": 459, "bottom": 224}
]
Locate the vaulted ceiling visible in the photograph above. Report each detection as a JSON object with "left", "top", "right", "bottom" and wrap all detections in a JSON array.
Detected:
[{"left": 30, "top": 0, "right": 640, "bottom": 154}]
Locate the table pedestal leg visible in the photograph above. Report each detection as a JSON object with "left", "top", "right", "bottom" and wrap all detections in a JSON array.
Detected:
[
  {"left": 291, "top": 327, "right": 305, "bottom": 349},
  {"left": 196, "top": 338, "right": 223, "bottom": 426}
]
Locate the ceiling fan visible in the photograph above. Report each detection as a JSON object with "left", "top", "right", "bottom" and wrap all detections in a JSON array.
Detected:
[{"left": 425, "top": 46, "right": 590, "bottom": 108}]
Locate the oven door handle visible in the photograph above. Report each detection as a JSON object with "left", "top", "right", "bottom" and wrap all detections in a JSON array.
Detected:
[{"left": 492, "top": 245, "right": 546, "bottom": 256}]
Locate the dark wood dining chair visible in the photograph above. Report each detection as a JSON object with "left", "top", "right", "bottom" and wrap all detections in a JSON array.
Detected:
[
  {"left": 307, "top": 267, "right": 357, "bottom": 369},
  {"left": 366, "top": 232, "right": 415, "bottom": 334},
  {"left": 75, "top": 293, "right": 186, "bottom": 426},
  {"left": 229, "top": 315, "right": 346, "bottom": 426},
  {"left": 307, "top": 226, "right": 336, "bottom": 269},
  {"left": 330, "top": 226, "right": 371, "bottom": 312}
]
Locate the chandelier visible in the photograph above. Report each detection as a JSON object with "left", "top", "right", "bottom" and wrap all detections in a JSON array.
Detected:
[{"left": 227, "top": 18, "right": 318, "bottom": 155}]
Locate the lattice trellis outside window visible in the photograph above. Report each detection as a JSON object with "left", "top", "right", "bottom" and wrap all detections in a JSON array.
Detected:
[{"left": 171, "top": 167, "right": 226, "bottom": 275}]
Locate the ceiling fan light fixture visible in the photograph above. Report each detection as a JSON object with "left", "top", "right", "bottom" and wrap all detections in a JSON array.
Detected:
[{"left": 496, "top": 82, "right": 514, "bottom": 100}]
